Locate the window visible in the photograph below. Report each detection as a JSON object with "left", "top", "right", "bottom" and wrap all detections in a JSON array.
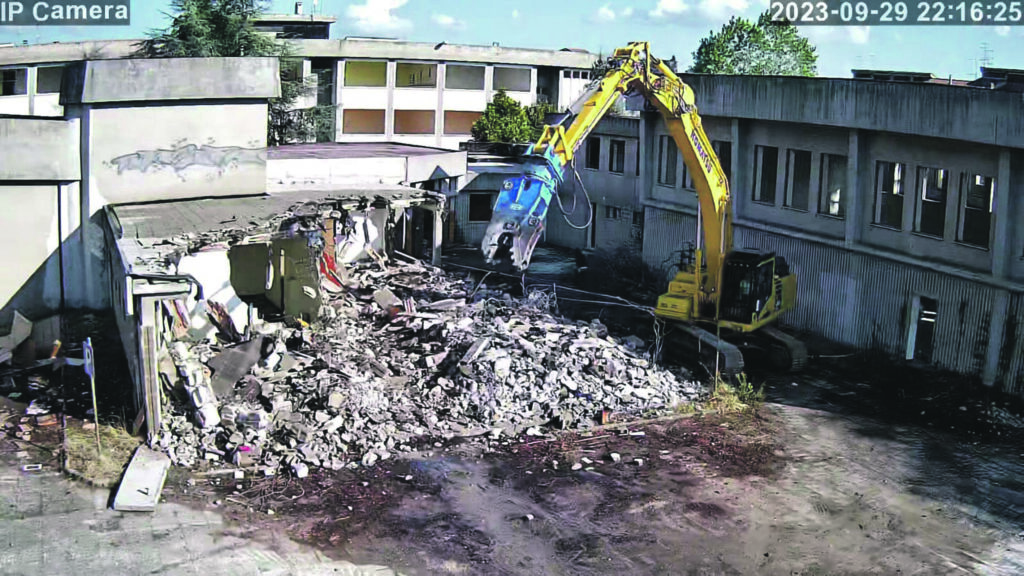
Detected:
[
  {"left": 494, "top": 67, "right": 531, "bottom": 91},
  {"left": 443, "top": 111, "right": 482, "bottom": 135},
  {"left": 605, "top": 206, "right": 622, "bottom": 219},
  {"left": 753, "top": 145, "right": 778, "bottom": 204},
  {"left": 906, "top": 296, "right": 938, "bottom": 363},
  {"left": 394, "top": 110, "right": 435, "bottom": 134},
  {"left": 632, "top": 209, "right": 644, "bottom": 227},
  {"left": 784, "top": 150, "right": 812, "bottom": 211},
  {"left": 36, "top": 66, "right": 63, "bottom": 94},
  {"left": 609, "top": 139, "right": 625, "bottom": 174},
  {"left": 915, "top": 167, "right": 949, "bottom": 237},
  {"left": 713, "top": 140, "right": 732, "bottom": 183},
  {"left": 874, "top": 161, "right": 906, "bottom": 228},
  {"left": 657, "top": 135, "right": 677, "bottom": 186},
  {"left": 563, "top": 70, "right": 571, "bottom": 78},
  {"left": 585, "top": 137, "right": 601, "bottom": 170},
  {"left": 445, "top": 65, "right": 485, "bottom": 90},
  {"left": 396, "top": 63, "right": 437, "bottom": 88},
  {"left": 344, "top": 61, "right": 386, "bottom": 87},
  {"left": 1, "top": 68, "right": 27, "bottom": 96},
  {"left": 819, "top": 154, "right": 847, "bottom": 218},
  {"left": 958, "top": 173, "right": 994, "bottom": 248},
  {"left": 635, "top": 142, "right": 640, "bottom": 176},
  {"left": 342, "top": 109, "right": 385, "bottom": 134},
  {"left": 468, "top": 194, "right": 494, "bottom": 222}
]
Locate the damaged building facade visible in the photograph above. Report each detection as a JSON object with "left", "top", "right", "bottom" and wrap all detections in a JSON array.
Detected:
[{"left": 530, "top": 73, "right": 1024, "bottom": 392}]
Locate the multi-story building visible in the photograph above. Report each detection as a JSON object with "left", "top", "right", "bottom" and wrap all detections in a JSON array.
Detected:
[
  {"left": 535, "top": 72, "right": 1024, "bottom": 392},
  {"left": 0, "top": 11, "right": 597, "bottom": 149}
]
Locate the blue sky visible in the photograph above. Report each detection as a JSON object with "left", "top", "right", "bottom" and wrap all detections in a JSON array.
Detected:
[{"left": 1, "top": 0, "right": 1022, "bottom": 79}]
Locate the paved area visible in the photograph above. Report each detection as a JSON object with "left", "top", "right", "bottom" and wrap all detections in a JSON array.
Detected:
[{"left": 0, "top": 466, "right": 399, "bottom": 576}]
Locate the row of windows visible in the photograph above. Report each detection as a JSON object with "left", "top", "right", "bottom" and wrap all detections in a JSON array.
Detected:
[
  {"left": 584, "top": 136, "right": 638, "bottom": 175},
  {"left": 874, "top": 161, "right": 994, "bottom": 248},
  {"left": 344, "top": 61, "right": 532, "bottom": 91},
  {"left": 0, "top": 66, "right": 64, "bottom": 97},
  {"left": 656, "top": 135, "right": 733, "bottom": 188},
  {"left": 342, "top": 109, "right": 482, "bottom": 135},
  {"left": 752, "top": 144, "right": 995, "bottom": 249}
]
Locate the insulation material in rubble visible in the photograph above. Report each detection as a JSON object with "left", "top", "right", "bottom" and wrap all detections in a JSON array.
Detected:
[{"left": 155, "top": 259, "right": 703, "bottom": 472}]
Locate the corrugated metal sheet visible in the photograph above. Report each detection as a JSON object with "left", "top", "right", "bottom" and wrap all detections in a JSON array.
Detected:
[
  {"left": 738, "top": 227, "right": 1000, "bottom": 376},
  {"left": 643, "top": 208, "right": 1015, "bottom": 381},
  {"left": 642, "top": 207, "right": 696, "bottom": 279},
  {"left": 1002, "top": 293, "right": 1024, "bottom": 395}
]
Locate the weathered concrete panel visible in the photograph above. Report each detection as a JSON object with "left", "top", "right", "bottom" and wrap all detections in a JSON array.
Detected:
[
  {"left": 62, "top": 58, "right": 281, "bottom": 105},
  {"left": 681, "top": 74, "right": 1024, "bottom": 148},
  {"left": 0, "top": 39, "right": 137, "bottom": 66},
  {"left": 406, "top": 151, "right": 467, "bottom": 183},
  {"left": 89, "top": 103, "right": 269, "bottom": 204},
  {"left": 267, "top": 157, "right": 406, "bottom": 190},
  {"left": 0, "top": 117, "right": 80, "bottom": 180}
]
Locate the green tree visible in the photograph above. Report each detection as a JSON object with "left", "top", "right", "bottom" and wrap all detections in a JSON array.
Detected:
[
  {"left": 525, "top": 101, "right": 555, "bottom": 141},
  {"left": 689, "top": 11, "right": 817, "bottom": 76},
  {"left": 471, "top": 90, "right": 532, "bottom": 143},
  {"left": 138, "top": 0, "right": 336, "bottom": 145}
]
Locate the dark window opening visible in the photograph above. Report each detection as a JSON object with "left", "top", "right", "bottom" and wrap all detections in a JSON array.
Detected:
[
  {"left": 713, "top": 140, "right": 732, "bottom": 183},
  {"left": 819, "top": 154, "right": 847, "bottom": 218},
  {"left": 784, "top": 149, "right": 812, "bottom": 211},
  {"left": 609, "top": 139, "right": 625, "bottom": 174},
  {"left": 753, "top": 145, "right": 778, "bottom": 204},
  {"left": 915, "top": 167, "right": 948, "bottom": 237},
  {"left": 605, "top": 206, "right": 621, "bottom": 219},
  {"left": 908, "top": 296, "right": 938, "bottom": 363},
  {"left": 874, "top": 161, "right": 906, "bottom": 228},
  {"left": 635, "top": 141, "right": 640, "bottom": 176},
  {"left": 585, "top": 137, "right": 601, "bottom": 170},
  {"left": 468, "top": 193, "right": 494, "bottom": 222},
  {"left": 959, "top": 173, "right": 994, "bottom": 248},
  {"left": 657, "top": 135, "right": 677, "bottom": 186},
  {"left": 1, "top": 68, "right": 27, "bottom": 96}
]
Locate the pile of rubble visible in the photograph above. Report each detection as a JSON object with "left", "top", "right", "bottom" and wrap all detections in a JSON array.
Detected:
[{"left": 157, "top": 259, "right": 703, "bottom": 474}]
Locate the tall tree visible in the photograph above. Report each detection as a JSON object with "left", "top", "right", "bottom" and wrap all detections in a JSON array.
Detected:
[
  {"left": 471, "top": 90, "right": 533, "bottom": 144},
  {"left": 138, "top": 0, "right": 335, "bottom": 145},
  {"left": 689, "top": 11, "right": 817, "bottom": 76}
]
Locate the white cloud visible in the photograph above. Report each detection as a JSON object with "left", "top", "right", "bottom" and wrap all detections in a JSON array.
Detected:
[
  {"left": 431, "top": 13, "right": 466, "bottom": 30},
  {"left": 696, "top": 0, "right": 749, "bottom": 20},
  {"left": 512, "top": 9, "right": 520, "bottom": 19},
  {"left": 622, "top": 6, "right": 634, "bottom": 17},
  {"left": 649, "top": 0, "right": 689, "bottom": 18},
  {"left": 346, "top": 0, "right": 412, "bottom": 34},
  {"left": 847, "top": 26, "right": 870, "bottom": 44},
  {"left": 995, "top": 25, "right": 1010, "bottom": 36},
  {"left": 597, "top": 3, "right": 617, "bottom": 21}
]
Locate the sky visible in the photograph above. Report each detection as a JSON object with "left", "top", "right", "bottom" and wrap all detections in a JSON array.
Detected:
[{"left": 1, "top": 0, "right": 1022, "bottom": 79}]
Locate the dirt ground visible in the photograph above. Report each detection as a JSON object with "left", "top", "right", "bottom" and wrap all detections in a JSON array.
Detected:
[{"left": 160, "top": 373, "right": 1024, "bottom": 576}]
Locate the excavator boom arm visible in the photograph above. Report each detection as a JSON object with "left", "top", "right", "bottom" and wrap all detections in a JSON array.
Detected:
[{"left": 482, "top": 42, "right": 733, "bottom": 303}]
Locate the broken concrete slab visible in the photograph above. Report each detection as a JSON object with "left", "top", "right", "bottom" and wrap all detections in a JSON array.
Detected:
[
  {"left": 113, "top": 446, "right": 171, "bottom": 512},
  {"left": 206, "top": 337, "right": 265, "bottom": 397}
]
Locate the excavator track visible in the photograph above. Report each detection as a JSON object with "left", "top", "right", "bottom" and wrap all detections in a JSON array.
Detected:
[
  {"left": 662, "top": 322, "right": 745, "bottom": 379},
  {"left": 758, "top": 326, "right": 809, "bottom": 372}
]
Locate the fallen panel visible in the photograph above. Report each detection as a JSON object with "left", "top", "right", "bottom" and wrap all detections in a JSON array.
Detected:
[{"left": 113, "top": 445, "right": 171, "bottom": 512}]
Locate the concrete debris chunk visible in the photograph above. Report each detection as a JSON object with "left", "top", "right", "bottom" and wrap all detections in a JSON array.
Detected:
[{"left": 152, "top": 258, "right": 702, "bottom": 475}]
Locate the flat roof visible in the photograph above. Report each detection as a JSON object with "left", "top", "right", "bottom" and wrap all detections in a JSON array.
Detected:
[
  {"left": 253, "top": 14, "right": 337, "bottom": 23},
  {"left": 109, "top": 186, "right": 442, "bottom": 275},
  {"left": 268, "top": 141, "right": 454, "bottom": 160}
]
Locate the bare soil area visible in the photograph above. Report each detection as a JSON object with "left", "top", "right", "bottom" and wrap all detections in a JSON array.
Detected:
[{"left": 164, "top": 396, "right": 1024, "bottom": 576}]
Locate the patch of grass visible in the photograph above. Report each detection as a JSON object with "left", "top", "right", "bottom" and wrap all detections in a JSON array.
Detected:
[
  {"left": 708, "top": 373, "right": 764, "bottom": 414},
  {"left": 65, "top": 423, "right": 141, "bottom": 487}
]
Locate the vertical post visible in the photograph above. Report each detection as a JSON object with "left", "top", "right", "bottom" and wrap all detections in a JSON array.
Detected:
[
  {"left": 432, "top": 206, "right": 443, "bottom": 266},
  {"left": 84, "top": 337, "right": 100, "bottom": 454}
]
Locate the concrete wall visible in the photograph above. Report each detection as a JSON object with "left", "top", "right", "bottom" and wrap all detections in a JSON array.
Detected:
[
  {"left": 84, "top": 103, "right": 269, "bottom": 204},
  {"left": 267, "top": 156, "right": 407, "bottom": 190},
  {"left": 293, "top": 38, "right": 597, "bottom": 69},
  {"left": 0, "top": 117, "right": 80, "bottom": 180}
]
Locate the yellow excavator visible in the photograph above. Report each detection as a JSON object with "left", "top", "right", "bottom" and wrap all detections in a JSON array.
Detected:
[{"left": 481, "top": 42, "right": 807, "bottom": 375}]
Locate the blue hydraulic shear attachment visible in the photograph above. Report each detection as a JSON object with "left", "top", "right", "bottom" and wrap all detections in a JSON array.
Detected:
[{"left": 480, "top": 154, "right": 562, "bottom": 272}]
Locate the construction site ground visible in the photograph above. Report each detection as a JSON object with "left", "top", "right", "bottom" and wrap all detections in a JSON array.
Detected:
[{"left": 3, "top": 362, "right": 1024, "bottom": 576}]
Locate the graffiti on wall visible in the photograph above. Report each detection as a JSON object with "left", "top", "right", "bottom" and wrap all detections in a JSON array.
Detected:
[{"left": 105, "top": 140, "right": 267, "bottom": 181}]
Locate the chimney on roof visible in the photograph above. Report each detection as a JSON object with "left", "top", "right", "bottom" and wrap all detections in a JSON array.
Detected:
[{"left": 295, "top": 1, "right": 303, "bottom": 15}]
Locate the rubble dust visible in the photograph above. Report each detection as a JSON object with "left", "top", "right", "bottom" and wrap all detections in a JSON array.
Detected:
[{"left": 158, "top": 259, "right": 702, "bottom": 475}]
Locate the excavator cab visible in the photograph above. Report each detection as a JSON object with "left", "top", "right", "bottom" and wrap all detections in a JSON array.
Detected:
[{"left": 718, "top": 251, "right": 796, "bottom": 331}]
